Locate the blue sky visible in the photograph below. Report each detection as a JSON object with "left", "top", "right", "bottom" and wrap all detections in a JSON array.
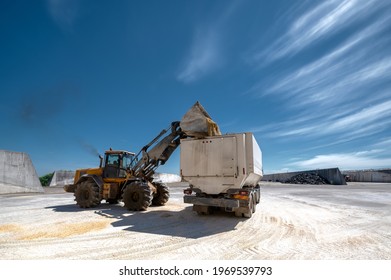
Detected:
[{"left": 1, "top": 0, "right": 390, "bottom": 176}]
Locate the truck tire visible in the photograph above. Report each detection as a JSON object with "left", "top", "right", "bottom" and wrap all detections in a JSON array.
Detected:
[
  {"left": 243, "top": 195, "right": 254, "bottom": 218},
  {"left": 234, "top": 211, "right": 242, "bottom": 217},
  {"left": 252, "top": 193, "right": 256, "bottom": 213},
  {"left": 74, "top": 180, "right": 101, "bottom": 208},
  {"left": 255, "top": 187, "right": 261, "bottom": 204},
  {"left": 194, "top": 205, "right": 212, "bottom": 215},
  {"left": 122, "top": 182, "right": 152, "bottom": 211},
  {"left": 152, "top": 182, "right": 169, "bottom": 206}
]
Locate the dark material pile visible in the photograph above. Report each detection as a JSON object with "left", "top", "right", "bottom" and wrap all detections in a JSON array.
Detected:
[{"left": 285, "top": 173, "right": 330, "bottom": 185}]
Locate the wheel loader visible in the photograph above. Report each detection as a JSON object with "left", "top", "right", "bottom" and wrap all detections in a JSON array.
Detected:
[{"left": 64, "top": 102, "right": 221, "bottom": 211}]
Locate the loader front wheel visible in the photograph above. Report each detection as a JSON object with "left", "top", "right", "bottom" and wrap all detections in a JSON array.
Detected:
[
  {"left": 122, "top": 182, "right": 152, "bottom": 211},
  {"left": 152, "top": 182, "right": 170, "bottom": 206},
  {"left": 74, "top": 180, "right": 101, "bottom": 208}
]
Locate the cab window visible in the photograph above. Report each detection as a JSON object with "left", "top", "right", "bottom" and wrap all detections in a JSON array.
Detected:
[
  {"left": 106, "top": 154, "right": 119, "bottom": 166},
  {"left": 123, "top": 154, "right": 135, "bottom": 169}
]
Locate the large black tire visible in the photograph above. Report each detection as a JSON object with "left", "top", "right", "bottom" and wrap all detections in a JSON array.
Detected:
[
  {"left": 152, "top": 182, "right": 170, "bottom": 206},
  {"left": 122, "top": 181, "right": 152, "bottom": 211},
  {"left": 74, "top": 180, "right": 101, "bottom": 208}
]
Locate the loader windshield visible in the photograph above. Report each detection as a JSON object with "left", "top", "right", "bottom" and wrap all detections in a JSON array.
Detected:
[{"left": 106, "top": 154, "right": 120, "bottom": 166}]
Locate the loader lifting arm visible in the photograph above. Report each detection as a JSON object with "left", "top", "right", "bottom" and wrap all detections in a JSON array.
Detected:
[{"left": 131, "top": 121, "right": 186, "bottom": 180}]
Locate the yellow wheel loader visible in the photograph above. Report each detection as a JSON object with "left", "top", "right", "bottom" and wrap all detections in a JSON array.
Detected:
[{"left": 64, "top": 121, "right": 183, "bottom": 210}]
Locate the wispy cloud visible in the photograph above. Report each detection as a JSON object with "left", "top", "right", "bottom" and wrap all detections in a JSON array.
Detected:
[
  {"left": 246, "top": 1, "right": 391, "bottom": 172},
  {"left": 177, "top": 28, "right": 222, "bottom": 83},
  {"left": 254, "top": 0, "right": 389, "bottom": 62},
  {"left": 326, "top": 101, "right": 391, "bottom": 134},
  {"left": 253, "top": 98, "right": 391, "bottom": 141},
  {"left": 267, "top": 15, "right": 391, "bottom": 97},
  {"left": 177, "top": 2, "right": 239, "bottom": 83},
  {"left": 46, "top": 0, "right": 80, "bottom": 31},
  {"left": 249, "top": 1, "right": 391, "bottom": 148},
  {"left": 284, "top": 134, "right": 391, "bottom": 171},
  {"left": 373, "top": 138, "right": 391, "bottom": 149},
  {"left": 290, "top": 150, "right": 391, "bottom": 170}
]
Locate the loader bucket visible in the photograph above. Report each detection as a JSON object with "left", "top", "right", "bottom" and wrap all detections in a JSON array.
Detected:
[{"left": 181, "top": 101, "right": 222, "bottom": 137}]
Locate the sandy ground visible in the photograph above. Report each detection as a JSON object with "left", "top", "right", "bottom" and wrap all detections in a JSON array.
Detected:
[{"left": 0, "top": 182, "right": 390, "bottom": 260}]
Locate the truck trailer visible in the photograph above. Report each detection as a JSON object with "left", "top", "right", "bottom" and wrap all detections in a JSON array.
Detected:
[{"left": 181, "top": 132, "right": 263, "bottom": 218}]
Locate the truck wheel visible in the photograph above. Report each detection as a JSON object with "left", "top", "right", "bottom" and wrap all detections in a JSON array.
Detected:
[
  {"left": 152, "top": 182, "right": 169, "bottom": 206},
  {"left": 243, "top": 195, "right": 254, "bottom": 218},
  {"left": 122, "top": 182, "right": 152, "bottom": 211},
  {"left": 194, "top": 205, "right": 212, "bottom": 215},
  {"left": 255, "top": 187, "right": 261, "bottom": 204},
  {"left": 234, "top": 211, "right": 241, "bottom": 217},
  {"left": 252, "top": 193, "right": 256, "bottom": 213},
  {"left": 74, "top": 180, "right": 101, "bottom": 208},
  {"left": 196, "top": 208, "right": 212, "bottom": 215}
]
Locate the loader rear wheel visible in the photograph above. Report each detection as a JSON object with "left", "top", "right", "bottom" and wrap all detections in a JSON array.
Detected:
[
  {"left": 152, "top": 182, "right": 169, "bottom": 206},
  {"left": 74, "top": 180, "right": 101, "bottom": 208},
  {"left": 122, "top": 182, "right": 152, "bottom": 211}
]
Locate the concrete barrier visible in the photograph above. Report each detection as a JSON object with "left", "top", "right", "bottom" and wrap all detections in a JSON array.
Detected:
[
  {"left": 49, "top": 170, "right": 75, "bottom": 187},
  {"left": 342, "top": 169, "right": 391, "bottom": 183},
  {"left": 262, "top": 167, "right": 347, "bottom": 185},
  {"left": 0, "top": 150, "right": 43, "bottom": 194}
]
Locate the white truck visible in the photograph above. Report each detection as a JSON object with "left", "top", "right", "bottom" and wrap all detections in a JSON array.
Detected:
[{"left": 181, "top": 132, "right": 263, "bottom": 218}]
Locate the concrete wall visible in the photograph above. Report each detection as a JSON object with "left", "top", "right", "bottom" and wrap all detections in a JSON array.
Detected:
[
  {"left": 343, "top": 169, "right": 391, "bottom": 183},
  {"left": 0, "top": 150, "right": 43, "bottom": 194},
  {"left": 49, "top": 170, "right": 75, "bottom": 187},
  {"left": 262, "top": 167, "right": 346, "bottom": 185}
]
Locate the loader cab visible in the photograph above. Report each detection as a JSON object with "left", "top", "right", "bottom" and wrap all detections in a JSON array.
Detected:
[{"left": 102, "top": 150, "right": 136, "bottom": 178}]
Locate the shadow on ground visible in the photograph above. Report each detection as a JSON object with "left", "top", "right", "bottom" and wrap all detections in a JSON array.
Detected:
[
  {"left": 46, "top": 203, "right": 243, "bottom": 239},
  {"left": 46, "top": 203, "right": 90, "bottom": 212}
]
